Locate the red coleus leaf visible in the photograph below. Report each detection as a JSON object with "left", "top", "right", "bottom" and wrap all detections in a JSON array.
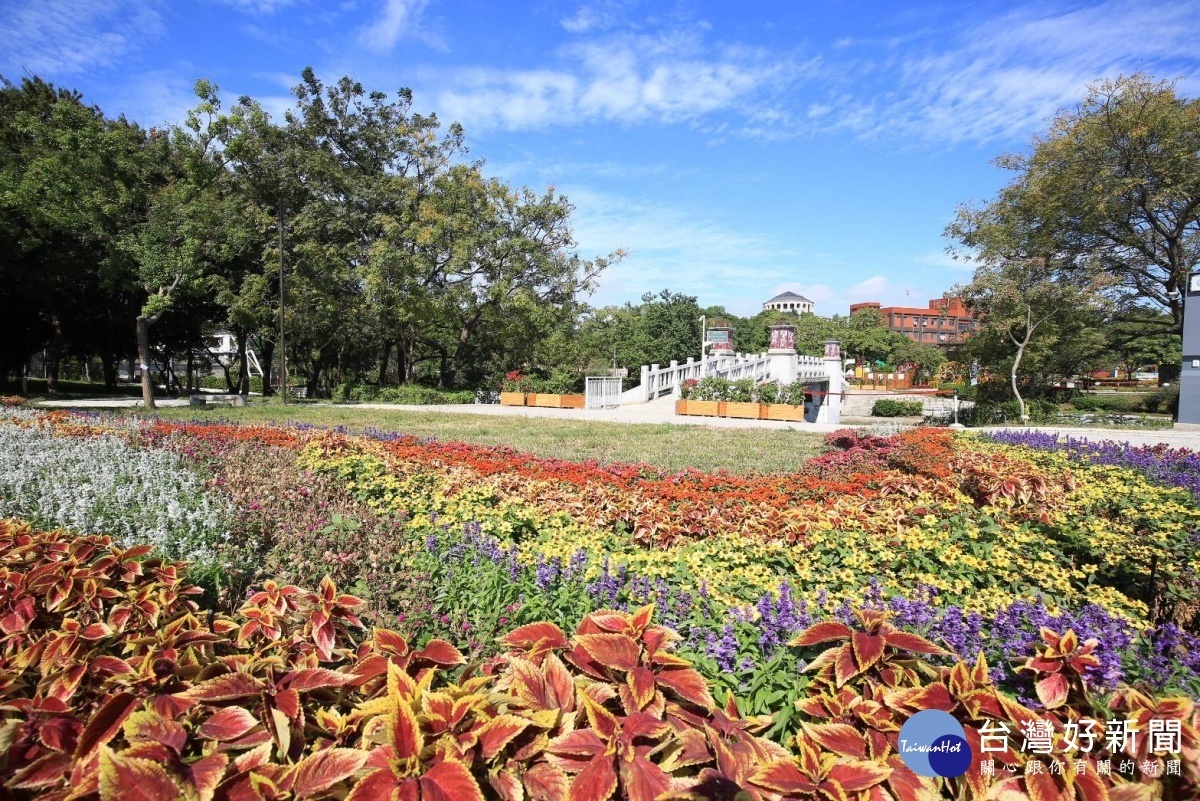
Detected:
[
  {"left": 573, "top": 633, "right": 640, "bottom": 672},
  {"left": 198, "top": 706, "right": 259, "bottom": 741},
  {"left": 751, "top": 758, "right": 818, "bottom": 794},
  {"left": 392, "top": 700, "right": 424, "bottom": 760},
  {"left": 883, "top": 630, "right": 948, "bottom": 656},
  {"left": 1035, "top": 673, "right": 1069, "bottom": 710},
  {"left": 655, "top": 666, "right": 715, "bottom": 711},
  {"left": 373, "top": 627, "right": 411, "bottom": 657},
  {"left": 75, "top": 692, "right": 138, "bottom": 760},
  {"left": 275, "top": 689, "right": 301, "bottom": 721},
  {"left": 283, "top": 667, "right": 356, "bottom": 692},
  {"left": 619, "top": 754, "right": 672, "bottom": 801},
  {"left": 414, "top": 639, "right": 466, "bottom": 666},
  {"left": 420, "top": 759, "right": 485, "bottom": 801},
  {"left": 788, "top": 621, "right": 853, "bottom": 648},
  {"left": 176, "top": 672, "right": 263, "bottom": 703},
  {"left": 851, "top": 632, "right": 886, "bottom": 672},
  {"left": 569, "top": 754, "right": 618, "bottom": 801},
  {"left": 803, "top": 723, "right": 867, "bottom": 758},
  {"left": 289, "top": 748, "right": 368, "bottom": 798},
  {"left": 188, "top": 753, "right": 228, "bottom": 801},
  {"left": 7, "top": 752, "right": 72, "bottom": 790},
  {"left": 827, "top": 759, "right": 892, "bottom": 792},
  {"left": 98, "top": 745, "right": 182, "bottom": 800},
  {"left": 124, "top": 710, "right": 187, "bottom": 752}
]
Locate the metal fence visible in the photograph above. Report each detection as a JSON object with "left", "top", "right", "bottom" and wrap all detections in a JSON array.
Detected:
[{"left": 585, "top": 376, "right": 623, "bottom": 409}]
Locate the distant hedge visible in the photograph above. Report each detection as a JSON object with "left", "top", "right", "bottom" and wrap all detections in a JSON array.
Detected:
[{"left": 872, "top": 398, "right": 924, "bottom": 417}]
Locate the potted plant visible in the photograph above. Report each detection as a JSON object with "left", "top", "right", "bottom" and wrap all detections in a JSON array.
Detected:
[
  {"left": 684, "top": 377, "right": 725, "bottom": 417},
  {"left": 722, "top": 378, "right": 763, "bottom": 419},
  {"left": 676, "top": 378, "right": 699, "bottom": 415},
  {"left": 527, "top": 370, "right": 586, "bottom": 409},
  {"left": 499, "top": 370, "right": 531, "bottom": 406},
  {"left": 760, "top": 382, "right": 808, "bottom": 422}
]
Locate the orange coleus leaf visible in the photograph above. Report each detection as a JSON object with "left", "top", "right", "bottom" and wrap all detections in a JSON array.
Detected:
[
  {"left": 289, "top": 748, "right": 368, "bottom": 798},
  {"left": 98, "top": 746, "right": 182, "bottom": 801},
  {"left": 420, "top": 760, "right": 485, "bottom": 801},
  {"left": 498, "top": 622, "right": 570, "bottom": 653},
  {"left": 477, "top": 714, "right": 532, "bottom": 761},
  {"left": 414, "top": 639, "right": 466, "bottom": 666},
  {"left": 788, "top": 621, "right": 853, "bottom": 648},
  {"left": 569, "top": 755, "right": 618, "bottom": 801},
  {"left": 573, "top": 633, "right": 640, "bottom": 672},
  {"left": 627, "top": 666, "right": 656, "bottom": 710},
  {"left": 655, "top": 666, "right": 715, "bottom": 711},
  {"left": 524, "top": 761, "right": 570, "bottom": 801},
  {"left": 803, "top": 723, "right": 867, "bottom": 758},
  {"left": 199, "top": 706, "right": 259, "bottom": 741}
]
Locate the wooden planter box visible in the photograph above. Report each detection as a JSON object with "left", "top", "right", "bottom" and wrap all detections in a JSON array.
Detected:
[
  {"left": 722, "top": 401, "right": 765, "bottom": 419},
  {"left": 763, "top": 403, "right": 807, "bottom": 422},
  {"left": 529, "top": 393, "right": 585, "bottom": 409},
  {"left": 678, "top": 399, "right": 720, "bottom": 417},
  {"left": 499, "top": 392, "right": 527, "bottom": 406}
]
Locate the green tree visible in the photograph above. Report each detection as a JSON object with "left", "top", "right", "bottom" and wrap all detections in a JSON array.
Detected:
[
  {"left": 952, "top": 258, "right": 1110, "bottom": 421},
  {"left": 949, "top": 74, "right": 1200, "bottom": 335}
]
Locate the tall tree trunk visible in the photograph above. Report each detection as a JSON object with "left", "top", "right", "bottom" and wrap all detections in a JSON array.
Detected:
[
  {"left": 378, "top": 340, "right": 392, "bottom": 386},
  {"left": 136, "top": 313, "right": 161, "bottom": 409},
  {"left": 260, "top": 340, "right": 276, "bottom": 396},
  {"left": 100, "top": 353, "right": 117, "bottom": 391},
  {"left": 47, "top": 349, "right": 60, "bottom": 394},
  {"left": 236, "top": 333, "right": 249, "bottom": 395},
  {"left": 20, "top": 358, "right": 29, "bottom": 397},
  {"left": 186, "top": 351, "right": 194, "bottom": 394}
]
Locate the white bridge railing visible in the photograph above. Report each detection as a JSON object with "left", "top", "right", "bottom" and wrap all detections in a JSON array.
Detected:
[{"left": 625, "top": 351, "right": 822, "bottom": 403}]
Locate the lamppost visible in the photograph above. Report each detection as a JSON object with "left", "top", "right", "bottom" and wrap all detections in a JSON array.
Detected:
[
  {"left": 278, "top": 204, "right": 288, "bottom": 404},
  {"left": 1178, "top": 272, "right": 1200, "bottom": 425}
]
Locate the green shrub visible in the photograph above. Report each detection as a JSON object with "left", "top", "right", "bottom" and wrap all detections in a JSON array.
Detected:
[
  {"left": 1141, "top": 384, "right": 1179, "bottom": 415},
  {"left": 337, "top": 384, "right": 475, "bottom": 404},
  {"left": 1069, "top": 393, "right": 1143, "bottom": 413},
  {"left": 197, "top": 375, "right": 264, "bottom": 394},
  {"left": 872, "top": 398, "right": 924, "bottom": 417}
]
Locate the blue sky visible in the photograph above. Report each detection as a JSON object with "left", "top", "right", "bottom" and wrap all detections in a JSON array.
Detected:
[{"left": 4, "top": 1, "right": 1200, "bottom": 317}]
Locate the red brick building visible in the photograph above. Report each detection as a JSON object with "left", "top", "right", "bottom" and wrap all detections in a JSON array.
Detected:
[{"left": 848, "top": 298, "right": 978, "bottom": 346}]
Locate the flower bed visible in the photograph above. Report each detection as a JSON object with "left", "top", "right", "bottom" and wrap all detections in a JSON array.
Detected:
[
  {"left": 3, "top": 406, "right": 1200, "bottom": 727},
  {"left": 1, "top": 520, "right": 1197, "bottom": 800}
]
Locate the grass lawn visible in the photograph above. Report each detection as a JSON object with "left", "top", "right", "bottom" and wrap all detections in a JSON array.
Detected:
[{"left": 132, "top": 404, "right": 827, "bottom": 474}]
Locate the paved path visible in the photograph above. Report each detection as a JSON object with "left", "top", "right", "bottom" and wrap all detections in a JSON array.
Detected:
[{"left": 31, "top": 396, "right": 1200, "bottom": 449}]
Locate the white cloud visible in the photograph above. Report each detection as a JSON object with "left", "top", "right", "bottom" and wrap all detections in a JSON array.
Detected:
[
  {"left": 360, "top": 0, "right": 430, "bottom": 51},
  {"left": 0, "top": 0, "right": 164, "bottom": 77},
  {"left": 212, "top": 0, "right": 298, "bottom": 13},
  {"left": 431, "top": 29, "right": 801, "bottom": 131},
  {"left": 818, "top": 0, "right": 1200, "bottom": 145}
]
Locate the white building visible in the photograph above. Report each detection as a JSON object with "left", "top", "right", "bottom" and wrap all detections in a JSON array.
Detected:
[{"left": 762, "top": 291, "right": 814, "bottom": 314}]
